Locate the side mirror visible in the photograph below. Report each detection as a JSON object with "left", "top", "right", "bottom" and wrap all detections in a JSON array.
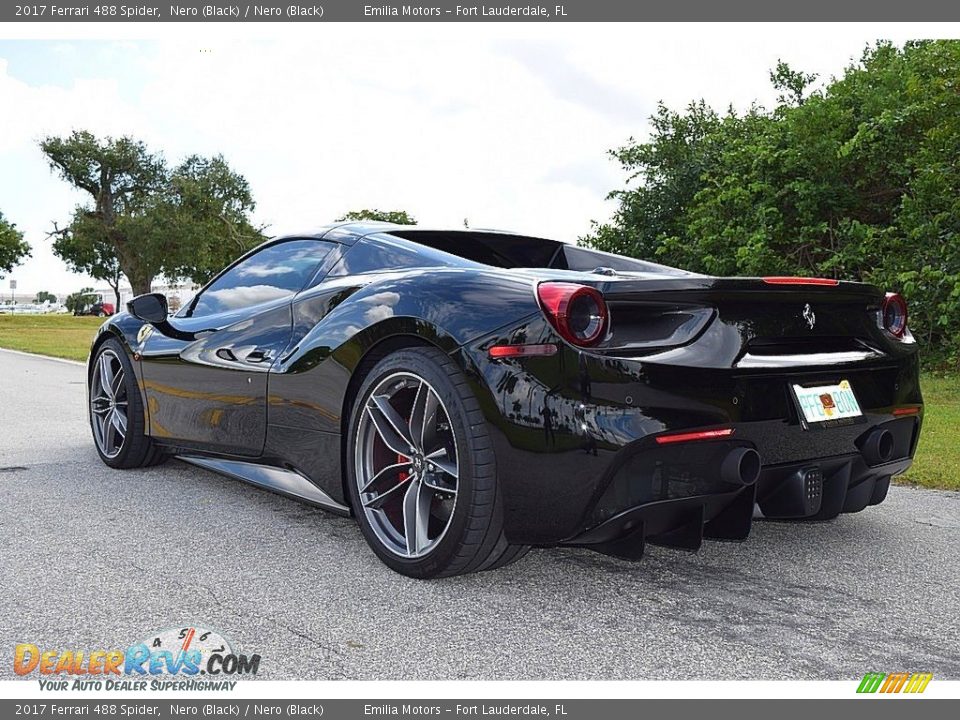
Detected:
[
  {"left": 127, "top": 293, "right": 169, "bottom": 324},
  {"left": 126, "top": 292, "right": 200, "bottom": 342}
]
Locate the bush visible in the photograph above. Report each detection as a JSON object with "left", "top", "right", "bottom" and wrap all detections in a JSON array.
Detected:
[{"left": 585, "top": 41, "right": 960, "bottom": 369}]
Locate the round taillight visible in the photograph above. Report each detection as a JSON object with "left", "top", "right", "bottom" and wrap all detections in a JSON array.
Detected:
[
  {"left": 537, "top": 282, "right": 608, "bottom": 347},
  {"left": 882, "top": 292, "right": 908, "bottom": 338}
]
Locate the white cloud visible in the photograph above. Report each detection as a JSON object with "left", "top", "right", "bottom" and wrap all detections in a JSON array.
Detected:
[
  {"left": 236, "top": 262, "right": 298, "bottom": 278},
  {"left": 1, "top": 23, "right": 957, "bottom": 296},
  {"left": 203, "top": 283, "right": 290, "bottom": 310}
]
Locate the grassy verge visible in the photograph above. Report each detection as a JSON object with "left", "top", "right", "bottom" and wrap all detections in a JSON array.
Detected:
[
  {"left": 0, "top": 315, "right": 955, "bottom": 490},
  {"left": 0, "top": 314, "right": 102, "bottom": 362},
  {"left": 900, "top": 373, "right": 959, "bottom": 491}
]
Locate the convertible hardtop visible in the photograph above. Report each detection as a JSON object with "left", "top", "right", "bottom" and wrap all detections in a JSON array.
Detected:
[{"left": 365, "top": 226, "right": 695, "bottom": 277}]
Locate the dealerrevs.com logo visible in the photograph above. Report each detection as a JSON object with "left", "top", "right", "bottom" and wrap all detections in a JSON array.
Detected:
[{"left": 14, "top": 625, "right": 261, "bottom": 691}]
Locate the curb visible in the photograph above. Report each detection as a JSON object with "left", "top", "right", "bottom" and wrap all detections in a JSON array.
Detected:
[{"left": 0, "top": 347, "right": 86, "bottom": 367}]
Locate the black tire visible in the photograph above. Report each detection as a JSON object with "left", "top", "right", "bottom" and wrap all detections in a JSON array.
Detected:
[
  {"left": 478, "top": 542, "right": 531, "bottom": 572},
  {"left": 345, "top": 347, "right": 527, "bottom": 578},
  {"left": 89, "top": 337, "right": 166, "bottom": 469}
]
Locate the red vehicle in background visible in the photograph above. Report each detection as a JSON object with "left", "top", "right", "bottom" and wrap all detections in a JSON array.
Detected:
[{"left": 74, "top": 293, "right": 115, "bottom": 317}]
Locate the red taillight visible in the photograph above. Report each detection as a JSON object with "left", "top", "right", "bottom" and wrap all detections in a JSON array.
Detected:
[
  {"left": 654, "top": 427, "right": 735, "bottom": 445},
  {"left": 488, "top": 344, "right": 558, "bottom": 359},
  {"left": 762, "top": 276, "right": 840, "bottom": 286},
  {"left": 882, "top": 292, "right": 908, "bottom": 338},
  {"left": 536, "top": 282, "right": 608, "bottom": 347},
  {"left": 892, "top": 406, "right": 920, "bottom": 416}
]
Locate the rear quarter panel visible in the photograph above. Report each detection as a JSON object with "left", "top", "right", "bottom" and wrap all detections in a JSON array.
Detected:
[
  {"left": 263, "top": 268, "right": 541, "bottom": 503},
  {"left": 269, "top": 266, "right": 540, "bottom": 433}
]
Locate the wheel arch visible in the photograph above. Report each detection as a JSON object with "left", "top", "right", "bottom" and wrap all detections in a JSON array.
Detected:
[
  {"left": 86, "top": 320, "right": 167, "bottom": 469},
  {"left": 337, "top": 330, "right": 450, "bottom": 511},
  {"left": 88, "top": 319, "right": 150, "bottom": 428},
  {"left": 88, "top": 323, "right": 135, "bottom": 376}
]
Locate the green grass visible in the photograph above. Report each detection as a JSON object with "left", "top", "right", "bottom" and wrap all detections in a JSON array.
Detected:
[
  {"left": 901, "top": 373, "right": 960, "bottom": 491},
  {"left": 0, "top": 314, "right": 955, "bottom": 490},
  {"left": 0, "top": 314, "right": 102, "bottom": 362}
]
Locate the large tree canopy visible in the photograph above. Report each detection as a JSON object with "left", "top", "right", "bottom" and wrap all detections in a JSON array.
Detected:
[
  {"left": 585, "top": 40, "right": 960, "bottom": 367},
  {"left": 41, "top": 131, "right": 265, "bottom": 300},
  {"left": 336, "top": 209, "right": 417, "bottom": 225},
  {"left": 0, "top": 210, "right": 31, "bottom": 278}
]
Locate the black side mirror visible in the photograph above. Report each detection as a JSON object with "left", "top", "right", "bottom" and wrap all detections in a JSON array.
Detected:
[{"left": 127, "top": 293, "right": 169, "bottom": 324}]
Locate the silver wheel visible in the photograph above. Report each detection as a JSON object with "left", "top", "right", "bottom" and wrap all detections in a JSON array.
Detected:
[
  {"left": 354, "top": 372, "right": 459, "bottom": 559},
  {"left": 90, "top": 349, "right": 129, "bottom": 459}
]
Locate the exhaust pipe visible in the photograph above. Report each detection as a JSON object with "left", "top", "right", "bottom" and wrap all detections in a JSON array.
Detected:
[
  {"left": 720, "top": 447, "right": 761, "bottom": 486},
  {"left": 862, "top": 429, "right": 894, "bottom": 465}
]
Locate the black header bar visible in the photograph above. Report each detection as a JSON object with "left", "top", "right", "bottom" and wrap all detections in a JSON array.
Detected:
[{"left": 4, "top": 0, "right": 960, "bottom": 22}]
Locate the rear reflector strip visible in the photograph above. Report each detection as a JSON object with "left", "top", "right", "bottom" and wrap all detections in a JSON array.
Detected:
[
  {"left": 892, "top": 406, "right": 921, "bottom": 416},
  {"left": 762, "top": 276, "right": 840, "bottom": 286},
  {"left": 654, "top": 428, "right": 735, "bottom": 445},
  {"left": 488, "top": 343, "right": 558, "bottom": 359}
]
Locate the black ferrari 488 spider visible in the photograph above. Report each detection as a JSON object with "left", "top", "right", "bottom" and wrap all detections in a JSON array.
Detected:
[{"left": 87, "top": 222, "right": 923, "bottom": 577}]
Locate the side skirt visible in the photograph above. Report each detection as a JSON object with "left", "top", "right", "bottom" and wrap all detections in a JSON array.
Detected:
[{"left": 179, "top": 456, "right": 351, "bottom": 516}]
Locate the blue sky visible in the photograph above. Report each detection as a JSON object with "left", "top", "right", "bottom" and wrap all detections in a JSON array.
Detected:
[{"left": 0, "top": 26, "right": 946, "bottom": 297}]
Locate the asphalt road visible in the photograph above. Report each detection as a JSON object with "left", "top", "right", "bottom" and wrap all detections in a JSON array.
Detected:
[{"left": 1, "top": 348, "right": 958, "bottom": 680}]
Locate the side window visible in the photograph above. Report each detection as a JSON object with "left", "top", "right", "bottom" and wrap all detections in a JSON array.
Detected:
[
  {"left": 329, "top": 235, "right": 458, "bottom": 276},
  {"left": 189, "top": 240, "right": 333, "bottom": 317}
]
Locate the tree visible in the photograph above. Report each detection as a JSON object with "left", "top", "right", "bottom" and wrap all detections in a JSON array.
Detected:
[
  {"left": 34, "top": 291, "right": 57, "bottom": 304},
  {"left": 585, "top": 100, "right": 724, "bottom": 263},
  {"left": 584, "top": 40, "right": 960, "bottom": 367},
  {"left": 65, "top": 287, "right": 96, "bottom": 315},
  {"left": 769, "top": 60, "right": 818, "bottom": 108},
  {"left": 336, "top": 209, "right": 417, "bottom": 225},
  {"left": 157, "top": 154, "right": 265, "bottom": 285},
  {"left": 41, "top": 131, "right": 265, "bottom": 297},
  {"left": 50, "top": 210, "right": 124, "bottom": 309},
  {"left": 0, "top": 211, "right": 30, "bottom": 279}
]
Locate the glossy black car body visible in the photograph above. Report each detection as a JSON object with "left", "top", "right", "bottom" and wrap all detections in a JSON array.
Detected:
[{"left": 89, "top": 222, "right": 923, "bottom": 570}]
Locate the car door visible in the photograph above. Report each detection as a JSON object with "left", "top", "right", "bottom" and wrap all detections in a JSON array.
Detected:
[{"left": 138, "top": 238, "right": 336, "bottom": 456}]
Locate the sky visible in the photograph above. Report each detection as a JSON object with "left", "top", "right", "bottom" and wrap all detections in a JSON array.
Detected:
[{"left": 0, "top": 23, "right": 954, "bottom": 297}]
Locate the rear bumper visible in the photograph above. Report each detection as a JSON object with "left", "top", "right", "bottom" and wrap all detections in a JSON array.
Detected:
[
  {"left": 565, "top": 440, "right": 913, "bottom": 559},
  {"left": 478, "top": 373, "right": 922, "bottom": 549},
  {"left": 461, "top": 317, "right": 923, "bottom": 549}
]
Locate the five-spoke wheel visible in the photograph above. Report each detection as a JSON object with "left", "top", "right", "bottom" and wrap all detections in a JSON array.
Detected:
[
  {"left": 88, "top": 338, "right": 165, "bottom": 469},
  {"left": 347, "top": 347, "right": 528, "bottom": 578},
  {"left": 90, "top": 348, "right": 129, "bottom": 459},
  {"left": 355, "top": 372, "right": 459, "bottom": 558}
]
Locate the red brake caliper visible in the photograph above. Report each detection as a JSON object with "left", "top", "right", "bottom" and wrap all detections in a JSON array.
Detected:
[{"left": 397, "top": 413, "right": 412, "bottom": 484}]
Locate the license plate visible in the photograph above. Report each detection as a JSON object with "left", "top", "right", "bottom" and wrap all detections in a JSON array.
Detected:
[{"left": 792, "top": 380, "right": 863, "bottom": 425}]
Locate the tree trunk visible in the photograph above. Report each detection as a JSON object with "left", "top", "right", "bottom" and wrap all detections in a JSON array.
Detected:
[
  {"left": 128, "top": 273, "right": 154, "bottom": 297},
  {"left": 112, "top": 230, "right": 154, "bottom": 299}
]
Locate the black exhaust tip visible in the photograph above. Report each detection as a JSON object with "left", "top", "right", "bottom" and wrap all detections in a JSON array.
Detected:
[
  {"left": 721, "top": 447, "right": 761, "bottom": 486},
  {"left": 863, "top": 429, "right": 895, "bottom": 465}
]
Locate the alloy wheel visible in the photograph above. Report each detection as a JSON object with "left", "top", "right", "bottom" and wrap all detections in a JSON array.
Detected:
[
  {"left": 354, "top": 372, "right": 459, "bottom": 559},
  {"left": 90, "top": 349, "right": 129, "bottom": 459}
]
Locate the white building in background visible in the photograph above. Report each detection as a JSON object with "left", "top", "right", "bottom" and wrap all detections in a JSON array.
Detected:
[
  {"left": 0, "top": 280, "right": 201, "bottom": 312},
  {"left": 93, "top": 281, "right": 201, "bottom": 313}
]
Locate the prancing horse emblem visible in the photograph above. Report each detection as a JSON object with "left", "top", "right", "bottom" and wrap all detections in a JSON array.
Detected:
[{"left": 802, "top": 303, "right": 816, "bottom": 330}]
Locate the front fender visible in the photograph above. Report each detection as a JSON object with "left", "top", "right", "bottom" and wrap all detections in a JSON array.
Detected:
[{"left": 88, "top": 313, "right": 152, "bottom": 438}]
